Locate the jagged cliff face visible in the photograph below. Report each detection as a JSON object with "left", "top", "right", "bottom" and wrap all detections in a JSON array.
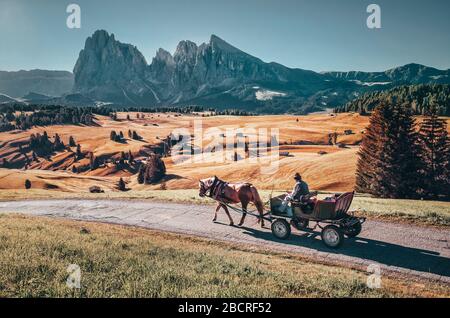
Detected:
[
  {"left": 71, "top": 30, "right": 450, "bottom": 112},
  {"left": 73, "top": 30, "right": 157, "bottom": 105},
  {"left": 72, "top": 30, "right": 341, "bottom": 111}
]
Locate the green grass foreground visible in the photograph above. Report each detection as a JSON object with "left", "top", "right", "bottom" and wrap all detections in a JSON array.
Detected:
[{"left": 0, "top": 214, "right": 448, "bottom": 297}]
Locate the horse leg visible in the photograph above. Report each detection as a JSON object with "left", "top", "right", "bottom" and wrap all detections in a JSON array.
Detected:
[
  {"left": 238, "top": 200, "right": 248, "bottom": 226},
  {"left": 213, "top": 203, "right": 221, "bottom": 222},
  {"left": 250, "top": 187, "right": 265, "bottom": 228},
  {"left": 256, "top": 201, "right": 265, "bottom": 228},
  {"left": 222, "top": 204, "right": 234, "bottom": 226}
]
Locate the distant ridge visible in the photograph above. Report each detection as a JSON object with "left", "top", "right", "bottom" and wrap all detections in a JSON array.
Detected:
[{"left": 1, "top": 30, "right": 449, "bottom": 113}]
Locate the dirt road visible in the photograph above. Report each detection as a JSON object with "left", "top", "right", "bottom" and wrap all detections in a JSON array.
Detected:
[{"left": 0, "top": 199, "right": 449, "bottom": 283}]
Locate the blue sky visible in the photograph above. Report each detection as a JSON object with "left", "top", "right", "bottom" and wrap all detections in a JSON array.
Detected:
[{"left": 0, "top": 0, "right": 449, "bottom": 72}]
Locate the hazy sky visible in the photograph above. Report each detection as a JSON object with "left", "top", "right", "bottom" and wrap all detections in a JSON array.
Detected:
[{"left": 0, "top": 0, "right": 449, "bottom": 72}]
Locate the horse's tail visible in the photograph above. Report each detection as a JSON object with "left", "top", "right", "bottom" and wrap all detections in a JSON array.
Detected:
[{"left": 250, "top": 186, "right": 265, "bottom": 215}]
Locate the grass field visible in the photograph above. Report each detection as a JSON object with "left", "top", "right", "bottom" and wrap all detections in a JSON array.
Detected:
[
  {"left": 0, "top": 214, "right": 448, "bottom": 298},
  {"left": 1, "top": 188, "right": 449, "bottom": 226}
]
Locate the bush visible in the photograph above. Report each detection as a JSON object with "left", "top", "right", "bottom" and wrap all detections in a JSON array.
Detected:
[
  {"left": 24, "top": 179, "right": 31, "bottom": 189},
  {"left": 89, "top": 186, "right": 104, "bottom": 193},
  {"left": 118, "top": 178, "right": 127, "bottom": 191},
  {"left": 137, "top": 154, "right": 166, "bottom": 184}
]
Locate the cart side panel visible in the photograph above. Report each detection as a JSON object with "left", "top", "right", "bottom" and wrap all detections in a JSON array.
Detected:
[{"left": 313, "top": 201, "right": 337, "bottom": 219}]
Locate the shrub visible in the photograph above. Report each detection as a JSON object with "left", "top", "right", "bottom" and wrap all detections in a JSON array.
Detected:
[{"left": 118, "top": 178, "right": 127, "bottom": 191}]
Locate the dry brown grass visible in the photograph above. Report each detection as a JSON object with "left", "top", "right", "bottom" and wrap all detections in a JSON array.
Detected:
[
  {"left": 0, "top": 113, "right": 369, "bottom": 192},
  {"left": 1, "top": 113, "right": 448, "bottom": 193},
  {"left": 0, "top": 214, "right": 448, "bottom": 298}
]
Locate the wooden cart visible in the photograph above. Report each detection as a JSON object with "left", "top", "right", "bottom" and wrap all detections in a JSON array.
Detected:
[{"left": 269, "top": 192, "right": 365, "bottom": 248}]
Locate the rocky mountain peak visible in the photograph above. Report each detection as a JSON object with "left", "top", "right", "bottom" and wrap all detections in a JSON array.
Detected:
[
  {"left": 208, "top": 34, "right": 241, "bottom": 54},
  {"left": 73, "top": 29, "right": 153, "bottom": 105},
  {"left": 84, "top": 30, "right": 115, "bottom": 51},
  {"left": 154, "top": 48, "right": 174, "bottom": 65},
  {"left": 67, "top": 30, "right": 450, "bottom": 111},
  {"left": 174, "top": 40, "right": 198, "bottom": 62}
]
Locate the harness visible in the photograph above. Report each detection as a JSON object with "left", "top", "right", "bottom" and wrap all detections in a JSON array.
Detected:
[
  {"left": 204, "top": 177, "right": 272, "bottom": 222},
  {"left": 207, "top": 177, "right": 228, "bottom": 200}
]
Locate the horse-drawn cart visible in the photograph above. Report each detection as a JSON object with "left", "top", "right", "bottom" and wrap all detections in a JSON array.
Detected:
[
  {"left": 269, "top": 192, "right": 365, "bottom": 248},
  {"left": 199, "top": 176, "right": 364, "bottom": 249}
]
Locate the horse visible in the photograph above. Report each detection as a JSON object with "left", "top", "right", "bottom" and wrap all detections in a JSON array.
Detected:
[{"left": 198, "top": 176, "right": 266, "bottom": 227}]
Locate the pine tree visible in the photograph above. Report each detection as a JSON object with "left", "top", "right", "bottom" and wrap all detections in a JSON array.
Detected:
[
  {"left": 53, "top": 133, "right": 64, "bottom": 150},
  {"left": 356, "top": 101, "right": 422, "bottom": 199},
  {"left": 69, "top": 136, "right": 76, "bottom": 147},
  {"left": 418, "top": 107, "right": 450, "bottom": 199},
  {"left": 132, "top": 131, "right": 140, "bottom": 140},
  {"left": 355, "top": 102, "right": 392, "bottom": 195},
  {"left": 118, "top": 178, "right": 126, "bottom": 191},
  {"left": 119, "top": 151, "right": 126, "bottom": 165},
  {"left": 89, "top": 153, "right": 99, "bottom": 170},
  {"left": 25, "top": 179, "right": 31, "bottom": 189},
  {"left": 137, "top": 165, "right": 145, "bottom": 184},
  {"left": 76, "top": 144, "right": 83, "bottom": 159},
  {"left": 141, "top": 154, "right": 166, "bottom": 184},
  {"left": 380, "top": 103, "right": 421, "bottom": 199}
]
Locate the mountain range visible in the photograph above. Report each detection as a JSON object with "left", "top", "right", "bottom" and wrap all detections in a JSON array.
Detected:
[{"left": 1, "top": 30, "right": 449, "bottom": 113}]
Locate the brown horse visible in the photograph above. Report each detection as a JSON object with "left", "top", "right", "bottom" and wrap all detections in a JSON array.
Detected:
[{"left": 198, "top": 176, "right": 266, "bottom": 227}]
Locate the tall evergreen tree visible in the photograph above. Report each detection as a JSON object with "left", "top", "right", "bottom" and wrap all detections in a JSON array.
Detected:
[
  {"left": 76, "top": 144, "right": 83, "bottom": 159},
  {"left": 356, "top": 101, "right": 421, "bottom": 198},
  {"left": 418, "top": 107, "right": 450, "bottom": 199},
  {"left": 69, "top": 136, "right": 76, "bottom": 147},
  {"left": 355, "top": 102, "right": 392, "bottom": 195},
  {"left": 379, "top": 102, "right": 421, "bottom": 198},
  {"left": 137, "top": 165, "right": 145, "bottom": 184}
]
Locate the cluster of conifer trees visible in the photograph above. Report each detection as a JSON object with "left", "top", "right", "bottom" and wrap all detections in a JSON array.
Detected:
[
  {"left": 356, "top": 99, "right": 449, "bottom": 200},
  {"left": 137, "top": 153, "right": 166, "bottom": 184},
  {"left": 336, "top": 84, "right": 450, "bottom": 116},
  {"left": 0, "top": 105, "right": 95, "bottom": 131}
]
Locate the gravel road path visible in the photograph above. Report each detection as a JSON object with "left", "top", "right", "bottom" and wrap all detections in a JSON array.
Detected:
[{"left": 0, "top": 199, "right": 449, "bottom": 283}]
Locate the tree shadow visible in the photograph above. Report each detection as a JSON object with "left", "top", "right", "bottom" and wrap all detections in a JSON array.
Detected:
[
  {"left": 239, "top": 226, "right": 450, "bottom": 277},
  {"left": 162, "top": 174, "right": 185, "bottom": 181}
]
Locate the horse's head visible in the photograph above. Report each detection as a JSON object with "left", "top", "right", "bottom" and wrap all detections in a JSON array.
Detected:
[{"left": 198, "top": 176, "right": 215, "bottom": 197}]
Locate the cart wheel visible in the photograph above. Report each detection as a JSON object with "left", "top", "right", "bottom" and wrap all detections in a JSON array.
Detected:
[
  {"left": 291, "top": 219, "right": 309, "bottom": 230},
  {"left": 271, "top": 219, "right": 291, "bottom": 240},
  {"left": 343, "top": 222, "right": 362, "bottom": 238},
  {"left": 321, "top": 225, "right": 343, "bottom": 248}
]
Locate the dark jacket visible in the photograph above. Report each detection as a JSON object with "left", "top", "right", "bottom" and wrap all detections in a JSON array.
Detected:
[{"left": 291, "top": 180, "right": 309, "bottom": 201}]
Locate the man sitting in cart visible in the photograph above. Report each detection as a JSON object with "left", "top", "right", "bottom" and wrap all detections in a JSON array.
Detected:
[{"left": 281, "top": 173, "right": 317, "bottom": 215}]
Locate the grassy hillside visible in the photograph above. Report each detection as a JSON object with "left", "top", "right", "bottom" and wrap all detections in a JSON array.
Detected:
[{"left": 0, "top": 214, "right": 448, "bottom": 297}]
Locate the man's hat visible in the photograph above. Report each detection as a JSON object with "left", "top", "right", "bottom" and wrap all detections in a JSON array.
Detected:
[{"left": 294, "top": 173, "right": 302, "bottom": 180}]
